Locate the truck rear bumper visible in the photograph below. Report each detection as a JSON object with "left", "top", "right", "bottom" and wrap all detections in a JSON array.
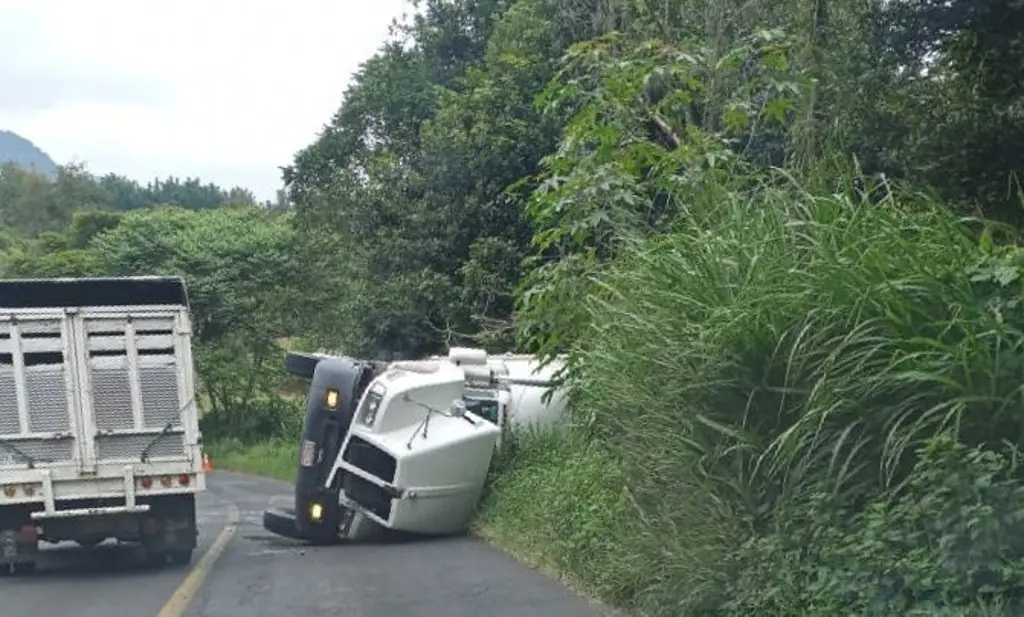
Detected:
[
  {"left": 1, "top": 461, "right": 205, "bottom": 506},
  {"left": 28, "top": 465, "right": 150, "bottom": 520},
  {"left": 30, "top": 504, "right": 150, "bottom": 520},
  {"left": 0, "top": 462, "right": 203, "bottom": 520}
]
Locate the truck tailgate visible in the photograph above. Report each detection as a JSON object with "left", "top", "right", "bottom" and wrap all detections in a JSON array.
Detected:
[
  {"left": 0, "top": 278, "right": 201, "bottom": 483},
  {"left": 85, "top": 310, "right": 194, "bottom": 464}
]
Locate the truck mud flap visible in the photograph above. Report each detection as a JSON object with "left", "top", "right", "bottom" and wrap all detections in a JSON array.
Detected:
[{"left": 0, "top": 276, "right": 189, "bottom": 308}]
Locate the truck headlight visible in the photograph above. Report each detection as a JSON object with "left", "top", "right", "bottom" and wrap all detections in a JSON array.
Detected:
[
  {"left": 309, "top": 502, "right": 324, "bottom": 521},
  {"left": 324, "top": 388, "right": 339, "bottom": 409}
]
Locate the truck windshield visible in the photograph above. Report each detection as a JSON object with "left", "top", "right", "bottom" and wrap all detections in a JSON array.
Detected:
[{"left": 358, "top": 389, "right": 384, "bottom": 426}]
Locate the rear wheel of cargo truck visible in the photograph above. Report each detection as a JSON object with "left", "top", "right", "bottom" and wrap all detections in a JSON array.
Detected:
[
  {"left": 140, "top": 494, "right": 198, "bottom": 568},
  {"left": 0, "top": 506, "right": 38, "bottom": 576},
  {"left": 1, "top": 561, "right": 37, "bottom": 576}
]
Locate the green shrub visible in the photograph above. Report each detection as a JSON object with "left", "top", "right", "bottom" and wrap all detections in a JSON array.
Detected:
[
  {"left": 478, "top": 429, "right": 650, "bottom": 607},
  {"left": 724, "top": 436, "right": 1024, "bottom": 616},
  {"left": 575, "top": 179, "right": 1024, "bottom": 508},
  {"left": 199, "top": 393, "right": 303, "bottom": 444},
  {"left": 205, "top": 438, "right": 297, "bottom": 482},
  {"left": 481, "top": 432, "right": 1024, "bottom": 616}
]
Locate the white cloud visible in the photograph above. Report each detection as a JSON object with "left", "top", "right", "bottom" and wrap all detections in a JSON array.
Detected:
[{"left": 0, "top": 0, "right": 411, "bottom": 200}]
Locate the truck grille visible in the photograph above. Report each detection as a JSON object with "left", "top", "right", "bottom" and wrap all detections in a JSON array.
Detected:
[
  {"left": 341, "top": 436, "right": 397, "bottom": 521},
  {"left": 342, "top": 436, "right": 396, "bottom": 483},
  {"left": 92, "top": 369, "right": 133, "bottom": 430},
  {"left": 0, "top": 371, "right": 18, "bottom": 435},
  {"left": 139, "top": 366, "right": 181, "bottom": 427}
]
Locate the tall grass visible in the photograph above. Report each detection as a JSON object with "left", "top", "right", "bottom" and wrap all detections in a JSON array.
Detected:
[
  {"left": 576, "top": 174, "right": 1023, "bottom": 505},
  {"left": 481, "top": 173, "right": 1024, "bottom": 615},
  {"left": 205, "top": 438, "right": 297, "bottom": 482}
]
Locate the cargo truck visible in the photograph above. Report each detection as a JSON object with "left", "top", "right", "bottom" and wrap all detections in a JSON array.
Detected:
[{"left": 0, "top": 277, "right": 206, "bottom": 574}]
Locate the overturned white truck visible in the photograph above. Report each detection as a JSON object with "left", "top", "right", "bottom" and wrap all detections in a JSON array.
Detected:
[
  {"left": 262, "top": 348, "right": 566, "bottom": 544},
  {"left": 0, "top": 277, "right": 206, "bottom": 573}
]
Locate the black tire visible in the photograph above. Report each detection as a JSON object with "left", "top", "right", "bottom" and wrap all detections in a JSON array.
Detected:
[
  {"left": 262, "top": 507, "right": 304, "bottom": 540},
  {"left": 284, "top": 352, "right": 323, "bottom": 379},
  {"left": 11, "top": 561, "right": 36, "bottom": 575}
]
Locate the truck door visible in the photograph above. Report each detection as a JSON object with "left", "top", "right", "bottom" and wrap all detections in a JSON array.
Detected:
[
  {"left": 77, "top": 310, "right": 191, "bottom": 470},
  {"left": 0, "top": 310, "right": 81, "bottom": 471}
]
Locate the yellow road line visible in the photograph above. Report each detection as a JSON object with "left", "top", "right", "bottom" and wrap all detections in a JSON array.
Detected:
[{"left": 157, "top": 503, "right": 240, "bottom": 617}]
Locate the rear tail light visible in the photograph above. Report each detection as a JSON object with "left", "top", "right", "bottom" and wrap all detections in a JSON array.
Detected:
[
  {"left": 178, "top": 474, "right": 190, "bottom": 487},
  {"left": 19, "top": 524, "right": 37, "bottom": 543},
  {"left": 1, "top": 485, "right": 38, "bottom": 498},
  {"left": 139, "top": 476, "right": 153, "bottom": 489}
]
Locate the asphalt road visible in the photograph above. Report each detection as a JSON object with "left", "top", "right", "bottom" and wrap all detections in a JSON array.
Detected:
[{"left": 0, "top": 471, "right": 617, "bottom": 617}]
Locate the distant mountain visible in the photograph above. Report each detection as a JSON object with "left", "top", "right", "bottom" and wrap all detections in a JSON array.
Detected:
[{"left": 0, "top": 130, "right": 58, "bottom": 178}]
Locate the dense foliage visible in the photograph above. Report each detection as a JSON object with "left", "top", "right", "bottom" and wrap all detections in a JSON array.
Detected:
[{"left": 5, "top": 0, "right": 1024, "bottom": 614}]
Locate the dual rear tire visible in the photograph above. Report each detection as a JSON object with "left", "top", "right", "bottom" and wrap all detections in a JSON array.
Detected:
[
  {"left": 2, "top": 561, "right": 36, "bottom": 576},
  {"left": 141, "top": 494, "right": 197, "bottom": 568}
]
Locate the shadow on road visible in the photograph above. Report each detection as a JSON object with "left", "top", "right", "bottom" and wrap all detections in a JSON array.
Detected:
[{"left": 3, "top": 542, "right": 189, "bottom": 580}]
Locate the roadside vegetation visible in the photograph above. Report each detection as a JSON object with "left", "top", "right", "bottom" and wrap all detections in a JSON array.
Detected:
[{"left": 4, "top": 0, "right": 1024, "bottom": 614}]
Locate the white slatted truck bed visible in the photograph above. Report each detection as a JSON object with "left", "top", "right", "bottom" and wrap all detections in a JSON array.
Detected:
[{"left": 0, "top": 277, "right": 205, "bottom": 574}]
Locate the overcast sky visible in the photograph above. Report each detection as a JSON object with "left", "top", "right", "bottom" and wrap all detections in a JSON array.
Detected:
[{"left": 0, "top": 0, "right": 409, "bottom": 200}]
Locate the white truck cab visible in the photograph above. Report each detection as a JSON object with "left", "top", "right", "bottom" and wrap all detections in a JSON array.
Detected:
[
  {"left": 328, "top": 349, "right": 564, "bottom": 541},
  {"left": 331, "top": 358, "right": 502, "bottom": 537},
  {"left": 264, "top": 347, "right": 566, "bottom": 544}
]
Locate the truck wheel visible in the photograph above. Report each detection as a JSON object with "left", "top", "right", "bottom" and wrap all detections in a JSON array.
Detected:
[{"left": 11, "top": 562, "right": 36, "bottom": 575}]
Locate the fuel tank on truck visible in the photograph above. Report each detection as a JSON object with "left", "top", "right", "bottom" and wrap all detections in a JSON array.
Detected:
[
  {"left": 443, "top": 348, "right": 568, "bottom": 433},
  {"left": 494, "top": 354, "right": 568, "bottom": 431}
]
